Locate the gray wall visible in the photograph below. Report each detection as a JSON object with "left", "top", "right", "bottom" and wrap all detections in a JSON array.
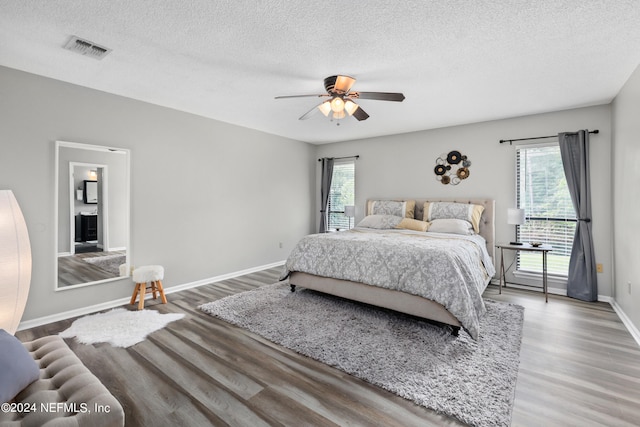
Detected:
[
  {"left": 0, "top": 65, "right": 315, "bottom": 322},
  {"left": 612, "top": 63, "right": 640, "bottom": 332},
  {"left": 3, "top": 62, "right": 637, "bottom": 337},
  {"left": 316, "top": 105, "right": 614, "bottom": 298}
]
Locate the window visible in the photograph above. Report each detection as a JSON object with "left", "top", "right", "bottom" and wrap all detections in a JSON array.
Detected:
[
  {"left": 516, "top": 143, "right": 575, "bottom": 276},
  {"left": 327, "top": 160, "right": 355, "bottom": 231}
]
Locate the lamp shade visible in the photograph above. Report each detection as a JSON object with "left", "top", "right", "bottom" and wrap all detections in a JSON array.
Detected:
[
  {"left": 344, "top": 205, "right": 355, "bottom": 218},
  {"left": 330, "top": 96, "right": 345, "bottom": 113},
  {"left": 507, "top": 208, "right": 526, "bottom": 225},
  {"left": 344, "top": 100, "right": 359, "bottom": 116},
  {"left": 318, "top": 101, "right": 332, "bottom": 117},
  {"left": 332, "top": 110, "right": 346, "bottom": 120},
  {"left": 0, "top": 190, "right": 32, "bottom": 335}
]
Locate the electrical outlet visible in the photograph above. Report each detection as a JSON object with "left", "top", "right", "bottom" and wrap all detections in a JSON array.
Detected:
[
  {"left": 278, "top": 242, "right": 283, "bottom": 249},
  {"left": 629, "top": 281, "right": 632, "bottom": 294},
  {"left": 596, "top": 263, "right": 603, "bottom": 273}
]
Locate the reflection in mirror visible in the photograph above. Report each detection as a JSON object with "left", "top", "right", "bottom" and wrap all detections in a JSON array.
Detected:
[
  {"left": 55, "top": 141, "right": 130, "bottom": 289},
  {"left": 83, "top": 179, "right": 98, "bottom": 204}
]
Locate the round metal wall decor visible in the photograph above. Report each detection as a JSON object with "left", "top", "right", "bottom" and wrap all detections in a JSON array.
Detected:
[{"left": 434, "top": 150, "right": 471, "bottom": 185}]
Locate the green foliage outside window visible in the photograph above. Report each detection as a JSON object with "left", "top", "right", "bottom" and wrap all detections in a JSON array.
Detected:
[
  {"left": 517, "top": 144, "right": 576, "bottom": 276},
  {"left": 328, "top": 162, "right": 355, "bottom": 230}
]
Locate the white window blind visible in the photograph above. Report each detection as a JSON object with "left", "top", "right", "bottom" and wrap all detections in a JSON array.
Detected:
[
  {"left": 516, "top": 143, "right": 576, "bottom": 276},
  {"left": 327, "top": 160, "right": 355, "bottom": 231}
]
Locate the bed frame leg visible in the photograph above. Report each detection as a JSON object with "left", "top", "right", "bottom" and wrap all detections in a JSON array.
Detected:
[
  {"left": 290, "top": 284, "right": 296, "bottom": 292},
  {"left": 451, "top": 326, "right": 460, "bottom": 337}
]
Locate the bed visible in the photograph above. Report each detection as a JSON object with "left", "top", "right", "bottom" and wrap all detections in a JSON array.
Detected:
[{"left": 280, "top": 198, "right": 496, "bottom": 339}]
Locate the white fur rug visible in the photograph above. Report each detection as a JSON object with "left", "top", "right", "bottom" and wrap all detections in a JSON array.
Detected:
[
  {"left": 60, "top": 308, "right": 184, "bottom": 348},
  {"left": 200, "top": 283, "right": 524, "bottom": 427}
]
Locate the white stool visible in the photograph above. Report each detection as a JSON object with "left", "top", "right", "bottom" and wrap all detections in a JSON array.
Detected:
[{"left": 130, "top": 265, "right": 167, "bottom": 310}]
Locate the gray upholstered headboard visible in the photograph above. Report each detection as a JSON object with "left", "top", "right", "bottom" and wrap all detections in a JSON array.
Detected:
[{"left": 366, "top": 198, "right": 495, "bottom": 261}]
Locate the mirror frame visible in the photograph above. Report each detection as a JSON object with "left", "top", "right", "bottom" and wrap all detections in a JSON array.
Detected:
[
  {"left": 83, "top": 180, "right": 98, "bottom": 204},
  {"left": 54, "top": 140, "right": 131, "bottom": 290}
]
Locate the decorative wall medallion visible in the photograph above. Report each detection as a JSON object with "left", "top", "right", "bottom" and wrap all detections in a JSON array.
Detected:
[{"left": 434, "top": 150, "right": 471, "bottom": 185}]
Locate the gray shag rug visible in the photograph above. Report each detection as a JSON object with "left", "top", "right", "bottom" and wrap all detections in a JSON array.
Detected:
[
  {"left": 82, "top": 254, "right": 125, "bottom": 276},
  {"left": 199, "top": 283, "right": 524, "bottom": 427}
]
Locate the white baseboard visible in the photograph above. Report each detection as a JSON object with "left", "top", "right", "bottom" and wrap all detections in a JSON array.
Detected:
[
  {"left": 489, "top": 279, "right": 611, "bottom": 302},
  {"left": 17, "top": 296, "right": 134, "bottom": 331},
  {"left": 17, "top": 260, "right": 285, "bottom": 332},
  {"left": 489, "top": 279, "right": 638, "bottom": 346},
  {"left": 161, "top": 261, "right": 285, "bottom": 295},
  {"left": 23, "top": 266, "right": 638, "bottom": 349},
  {"left": 609, "top": 299, "right": 640, "bottom": 347}
]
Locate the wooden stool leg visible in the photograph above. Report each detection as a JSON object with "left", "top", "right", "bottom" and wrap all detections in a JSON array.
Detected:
[
  {"left": 137, "top": 283, "right": 146, "bottom": 310},
  {"left": 130, "top": 284, "right": 139, "bottom": 305},
  {"left": 151, "top": 281, "right": 158, "bottom": 299},
  {"left": 156, "top": 280, "right": 167, "bottom": 304}
]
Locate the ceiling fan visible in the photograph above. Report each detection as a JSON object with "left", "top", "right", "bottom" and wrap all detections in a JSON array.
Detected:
[{"left": 275, "top": 75, "right": 405, "bottom": 122}]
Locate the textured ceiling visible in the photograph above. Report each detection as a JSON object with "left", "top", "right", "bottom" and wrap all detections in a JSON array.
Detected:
[{"left": 1, "top": 1, "right": 640, "bottom": 144}]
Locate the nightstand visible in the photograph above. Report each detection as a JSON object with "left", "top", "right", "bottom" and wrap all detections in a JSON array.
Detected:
[{"left": 496, "top": 243, "right": 553, "bottom": 302}]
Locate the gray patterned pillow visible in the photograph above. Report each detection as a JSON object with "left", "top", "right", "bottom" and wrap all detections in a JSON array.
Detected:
[
  {"left": 367, "top": 200, "right": 415, "bottom": 218},
  {"left": 356, "top": 215, "right": 403, "bottom": 229},
  {"left": 424, "top": 202, "right": 484, "bottom": 233}
]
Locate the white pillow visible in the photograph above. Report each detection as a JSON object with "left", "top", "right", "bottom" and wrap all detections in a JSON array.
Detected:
[
  {"left": 356, "top": 215, "right": 403, "bottom": 229},
  {"left": 427, "top": 218, "right": 474, "bottom": 235}
]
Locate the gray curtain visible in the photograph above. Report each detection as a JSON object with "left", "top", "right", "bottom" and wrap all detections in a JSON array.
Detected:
[
  {"left": 319, "top": 157, "right": 334, "bottom": 233},
  {"left": 558, "top": 130, "right": 598, "bottom": 301}
]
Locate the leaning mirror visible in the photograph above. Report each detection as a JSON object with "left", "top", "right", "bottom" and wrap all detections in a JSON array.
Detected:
[{"left": 55, "top": 141, "right": 130, "bottom": 289}]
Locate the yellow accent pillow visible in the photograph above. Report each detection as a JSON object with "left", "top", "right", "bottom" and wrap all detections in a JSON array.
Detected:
[{"left": 395, "top": 218, "right": 429, "bottom": 232}]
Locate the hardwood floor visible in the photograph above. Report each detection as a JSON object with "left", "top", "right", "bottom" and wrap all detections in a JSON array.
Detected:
[
  {"left": 58, "top": 250, "right": 126, "bottom": 287},
  {"left": 16, "top": 268, "right": 640, "bottom": 426}
]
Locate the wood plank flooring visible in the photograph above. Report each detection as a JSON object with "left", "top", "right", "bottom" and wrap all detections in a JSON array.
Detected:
[
  {"left": 16, "top": 268, "right": 640, "bottom": 426},
  {"left": 58, "top": 250, "right": 126, "bottom": 287}
]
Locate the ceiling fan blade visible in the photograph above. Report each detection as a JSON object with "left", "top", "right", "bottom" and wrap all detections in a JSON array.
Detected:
[
  {"left": 324, "top": 75, "right": 356, "bottom": 94},
  {"left": 298, "top": 103, "right": 325, "bottom": 120},
  {"left": 275, "top": 94, "right": 330, "bottom": 99},
  {"left": 352, "top": 106, "right": 369, "bottom": 121},
  {"left": 352, "top": 91, "right": 405, "bottom": 102}
]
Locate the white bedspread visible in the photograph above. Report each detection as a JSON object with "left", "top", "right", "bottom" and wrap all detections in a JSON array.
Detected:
[{"left": 281, "top": 228, "right": 496, "bottom": 339}]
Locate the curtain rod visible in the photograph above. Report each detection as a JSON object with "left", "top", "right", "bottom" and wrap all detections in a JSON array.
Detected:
[
  {"left": 317, "top": 155, "right": 360, "bottom": 162},
  {"left": 499, "top": 129, "right": 599, "bottom": 145}
]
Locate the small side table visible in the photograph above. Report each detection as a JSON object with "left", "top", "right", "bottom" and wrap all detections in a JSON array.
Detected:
[{"left": 496, "top": 243, "right": 553, "bottom": 302}]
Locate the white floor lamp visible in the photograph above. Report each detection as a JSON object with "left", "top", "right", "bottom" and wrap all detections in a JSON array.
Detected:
[{"left": 0, "top": 190, "right": 32, "bottom": 335}]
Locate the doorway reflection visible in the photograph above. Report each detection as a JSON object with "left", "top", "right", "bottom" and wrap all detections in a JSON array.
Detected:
[{"left": 55, "top": 141, "right": 130, "bottom": 289}]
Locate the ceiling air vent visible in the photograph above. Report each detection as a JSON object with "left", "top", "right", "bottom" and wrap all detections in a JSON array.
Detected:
[{"left": 63, "top": 36, "right": 112, "bottom": 60}]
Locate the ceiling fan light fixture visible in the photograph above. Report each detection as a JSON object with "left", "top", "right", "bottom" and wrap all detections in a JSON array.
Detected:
[
  {"left": 276, "top": 74, "right": 404, "bottom": 122},
  {"left": 344, "top": 100, "right": 359, "bottom": 116},
  {"left": 332, "top": 110, "right": 346, "bottom": 120},
  {"left": 334, "top": 75, "right": 356, "bottom": 94},
  {"left": 330, "top": 96, "right": 345, "bottom": 113},
  {"left": 318, "top": 101, "right": 332, "bottom": 116}
]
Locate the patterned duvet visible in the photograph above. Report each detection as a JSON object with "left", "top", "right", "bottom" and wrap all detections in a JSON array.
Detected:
[{"left": 280, "top": 228, "right": 496, "bottom": 339}]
